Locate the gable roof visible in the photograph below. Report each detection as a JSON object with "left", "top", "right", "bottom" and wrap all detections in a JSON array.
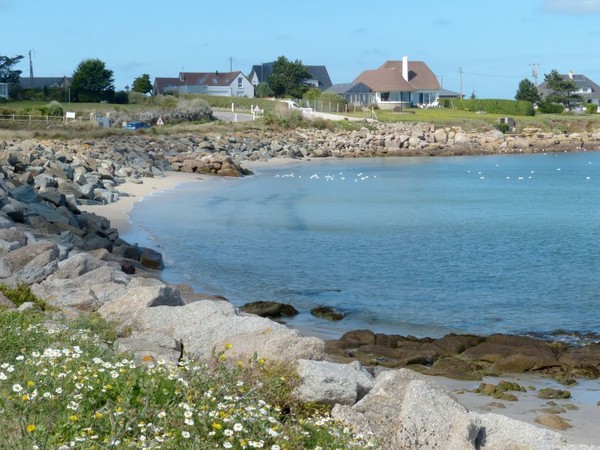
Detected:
[
  {"left": 354, "top": 60, "right": 440, "bottom": 92},
  {"left": 249, "top": 62, "right": 332, "bottom": 89},
  {"left": 538, "top": 73, "right": 600, "bottom": 99},
  {"left": 179, "top": 71, "right": 244, "bottom": 87},
  {"left": 18, "top": 76, "right": 71, "bottom": 89},
  {"left": 326, "top": 82, "right": 371, "bottom": 95}
]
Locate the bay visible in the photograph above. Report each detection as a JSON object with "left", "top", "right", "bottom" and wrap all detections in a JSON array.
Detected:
[{"left": 123, "top": 152, "right": 600, "bottom": 341}]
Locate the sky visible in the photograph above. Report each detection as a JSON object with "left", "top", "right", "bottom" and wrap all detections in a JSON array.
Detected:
[{"left": 2, "top": 0, "right": 600, "bottom": 99}]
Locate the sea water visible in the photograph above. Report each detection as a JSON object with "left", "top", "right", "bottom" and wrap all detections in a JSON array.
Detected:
[{"left": 123, "top": 152, "right": 600, "bottom": 341}]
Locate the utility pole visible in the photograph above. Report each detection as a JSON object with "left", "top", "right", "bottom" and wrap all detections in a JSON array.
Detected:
[
  {"left": 28, "top": 50, "right": 34, "bottom": 89},
  {"left": 529, "top": 63, "right": 539, "bottom": 87},
  {"left": 459, "top": 67, "right": 463, "bottom": 99},
  {"left": 230, "top": 56, "right": 233, "bottom": 72}
]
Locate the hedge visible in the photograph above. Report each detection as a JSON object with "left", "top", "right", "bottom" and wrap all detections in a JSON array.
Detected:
[{"left": 447, "top": 98, "right": 535, "bottom": 116}]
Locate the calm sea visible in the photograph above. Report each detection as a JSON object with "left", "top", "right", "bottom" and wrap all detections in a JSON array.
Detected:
[{"left": 123, "top": 152, "right": 600, "bottom": 342}]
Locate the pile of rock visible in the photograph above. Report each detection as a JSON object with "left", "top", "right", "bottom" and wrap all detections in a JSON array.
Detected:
[{"left": 325, "top": 330, "right": 600, "bottom": 382}]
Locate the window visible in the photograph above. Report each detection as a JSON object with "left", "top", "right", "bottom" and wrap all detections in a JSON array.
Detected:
[{"left": 238, "top": 77, "right": 243, "bottom": 88}]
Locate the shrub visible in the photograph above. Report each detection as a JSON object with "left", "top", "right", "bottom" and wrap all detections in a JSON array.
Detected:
[
  {"left": 452, "top": 98, "right": 535, "bottom": 116},
  {"left": 41, "top": 100, "right": 64, "bottom": 117},
  {"left": 113, "top": 90, "right": 129, "bottom": 104},
  {"left": 496, "top": 123, "right": 510, "bottom": 134},
  {"left": 585, "top": 103, "right": 598, "bottom": 114},
  {"left": 537, "top": 101, "right": 565, "bottom": 114},
  {"left": 128, "top": 91, "right": 150, "bottom": 104}
]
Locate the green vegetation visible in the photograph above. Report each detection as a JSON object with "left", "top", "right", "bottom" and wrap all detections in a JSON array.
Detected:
[
  {"left": 132, "top": 74, "right": 153, "bottom": 95},
  {"left": 515, "top": 78, "right": 541, "bottom": 105},
  {"left": 543, "top": 69, "right": 582, "bottom": 108},
  {"left": 0, "top": 283, "right": 49, "bottom": 311},
  {"left": 446, "top": 98, "right": 535, "bottom": 116},
  {"left": 70, "top": 58, "right": 115, "bottom": 103},
  {"left": 0, "top": 309, "right": 375, "bottom": 448},
  {"left": 266, "top": 56, "right": 312, "bottom": 99}
]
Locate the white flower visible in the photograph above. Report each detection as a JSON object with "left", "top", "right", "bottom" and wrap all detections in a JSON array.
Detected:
[
  {"left": 157, "top": 411, "right": 166, "bottom": 419},
  {"left": 223, "top": 443, "right": 233, "bottom": 449},
  {"left": 271, "top": 446, "right": 281, "bottom": 450},
  {"left": 12, "top": 384, "right": 22, "bottom": 393},
  {"left": 15, "top": 355, "right": 24, "bottom": 361},
  {"left": 184, "top": 418, "right": 194, "bottom": 426},
  {"left": 184, "top": 410, "right": 193, "bottom": 418},
  {"left": 181, "top": 431, "right": 190, "bottom": 439},
  {"left": 224, "top": 429, "right": 233, "bottom": 437},
  {"left": 233, "top": 423, "right": 243, "bottom": 432},
  {"left": 0, "top": 372, "right": 7, "bottom": 381}
]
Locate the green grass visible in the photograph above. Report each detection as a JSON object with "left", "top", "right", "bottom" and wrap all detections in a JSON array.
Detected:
[{"left": 0, "top": 309, "right": 376, "bottom": 449}]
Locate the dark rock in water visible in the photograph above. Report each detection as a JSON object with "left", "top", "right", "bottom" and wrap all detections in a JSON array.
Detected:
[
  {"left": 311, "top": 305, "right": 344, "bottom": 321},
  {"left": 340, "top": 329, "right": 376, "bottom": 346},
  {"left": 139, "top": 247, "right": 164, "bottom": 270},
  {"left": 537, "top": 388, "right": 571, "bottom": 399},
  {"left": 240, "top": 301, "right": 299, "bottom": 318},
  {"left": 112, "top": 244, "right": 142, "bottom": 261}
]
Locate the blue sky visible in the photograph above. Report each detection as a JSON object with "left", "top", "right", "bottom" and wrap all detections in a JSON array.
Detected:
[{"left": 2, "top": 0, "right": 600, "bottom": 99}]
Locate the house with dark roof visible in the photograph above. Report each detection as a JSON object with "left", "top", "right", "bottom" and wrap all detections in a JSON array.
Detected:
[
  {"left": 325, "top": 82, "right": 374, "bottom": 106},
  {"left": 538, "top": 71, "right": 600, "bottom": 107},
  {"left": 153, "top": 71, "right": 254, "bottom": 98},
  {"left": 249, "top": 62, "right": 332, "bottom": 91},
  {"left": 18, "top": 76, "right": 71, "bottom": 90},
  {"left": 354, "top": 56, "right": 441, "bottom": 109}
]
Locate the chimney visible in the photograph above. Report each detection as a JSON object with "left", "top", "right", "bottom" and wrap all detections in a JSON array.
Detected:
[
  {"left": 402, "top": 56, "right": 409, "bottom": 81},
  {"left": 568, "top": 70, "right": 574, "bottom": 79}
]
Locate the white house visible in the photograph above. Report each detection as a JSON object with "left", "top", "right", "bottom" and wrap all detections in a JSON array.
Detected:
[
  {"left": 0, "top": 83, "right": 8, "bottom": 100},
  {"left": 354, "top": 56, "right": 441, "bottom": 109},
  {"left": 153, "top": 71, "right": 254, "bottom": 98}
]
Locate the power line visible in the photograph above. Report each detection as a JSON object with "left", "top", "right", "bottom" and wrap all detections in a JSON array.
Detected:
[{"left": 461, "top": 71, "right": 523, "bottom": 79}]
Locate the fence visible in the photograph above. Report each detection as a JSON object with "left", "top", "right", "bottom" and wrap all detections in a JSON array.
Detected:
[{"left": 0, "top": 114, "right": 96, "bottom": 127}]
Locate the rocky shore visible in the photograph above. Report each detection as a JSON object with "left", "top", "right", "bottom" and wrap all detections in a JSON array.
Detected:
[{"left": 1, "top": 122, "right": 600, "bottom": 448}]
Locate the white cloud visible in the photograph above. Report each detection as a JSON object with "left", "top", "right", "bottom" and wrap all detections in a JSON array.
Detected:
[{"left": 545, "top": 0, "right": 600, "bottom": 14}]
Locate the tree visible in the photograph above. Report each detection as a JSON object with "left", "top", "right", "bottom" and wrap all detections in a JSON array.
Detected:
[
  {"left": 132, "top": 73, "right": 152, "bottom": 95},
  {"left": 515, "top": 78, "right": 541, "bottom": 104},
  {"left": 267, "top": 56, "right": 312, "bottom": 99},
  {"left": 70, "top": 58, "right": 114, "bottom": 102},
  {"left": 0, "top": 54, "right": 23, "bottom": 83},
  {"left": 254, "top": 82, "right": 273, "bottom": 98},
  {"left": 542, "top": 69, "right": 582, "bottom": 108}
]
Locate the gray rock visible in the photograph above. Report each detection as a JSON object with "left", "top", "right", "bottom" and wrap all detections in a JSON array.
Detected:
[
  {"left": 0, "top": 242, "right": 59, "bottom": 280},
  {"left": 98, "top": 283, "right": 185, "bottom": 318},
  {"left": 110, "top": 300, "right": 324, "bottom": 362},
  {"left": 295, "top": 359, "right": 374, "bottom": 406},
  {"left": 0, "top": 291, "right": 16, "bottom": 309},
  {"left": 10, "top": 184, "right": 40, "bottom": 203},
  {"left": 116, "top": 332, "right": 183, "bottom": 365}
]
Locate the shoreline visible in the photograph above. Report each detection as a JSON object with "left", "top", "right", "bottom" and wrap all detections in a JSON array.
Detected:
[
  {"left": 78, "top": 171, "right": 205, "bottom": 233},
  {"left": 79, "top": 164, "right": 600, "bottom": 446}
]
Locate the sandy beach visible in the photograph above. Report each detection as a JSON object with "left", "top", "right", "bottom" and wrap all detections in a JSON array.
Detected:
[
  {"left": 78, "top": 171, "right": 204, "bottom": 232},
  {"left": 78, "top": 169, "right": 600, "bottom": 447}
]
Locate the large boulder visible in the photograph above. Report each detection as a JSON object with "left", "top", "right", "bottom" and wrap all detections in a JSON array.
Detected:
[
  {"left": 108, "top": 300, "right": 325, "bottom": 362},
  {"left": 294, "top": 359, "right": 374, "bottom": 406},
  {"left": 0, "top": 242, "right": 60, "bottom": 283}
]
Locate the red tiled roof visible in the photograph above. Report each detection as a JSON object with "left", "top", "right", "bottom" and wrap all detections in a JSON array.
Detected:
[{"left": 354, "top": 60, "right": 440, "bottom": 92}]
